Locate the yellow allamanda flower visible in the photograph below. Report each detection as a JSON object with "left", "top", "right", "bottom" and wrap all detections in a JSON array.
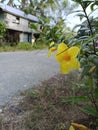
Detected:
[
  {"left": 48, "top": 41, "right": 57, "bottom": 57},
  {"left": 55, "top": 43, "right": 80, "bottom": 74}
]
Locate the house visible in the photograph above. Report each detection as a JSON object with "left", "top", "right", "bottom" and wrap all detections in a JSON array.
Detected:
[{"left": 0, "top": 3, "right": 40, "bottom": 45}]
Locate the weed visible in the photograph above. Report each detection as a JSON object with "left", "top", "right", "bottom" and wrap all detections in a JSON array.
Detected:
[
  {"left": 0, "top": 42, "right": 47, "bottom": 52},
  {"left": 0, "top": 73, "right": 88, "bottom": 130}
]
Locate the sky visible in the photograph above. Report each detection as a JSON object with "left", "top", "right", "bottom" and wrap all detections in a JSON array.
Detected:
[
  {"left": 66, "top": 1, "right": 98, "bottom": 30},
  {"left": 1, "top": 0, "right": 98, "bottom": 30},
  {"left": 66, "top": 11, "right": 81, "bottom": 29}
]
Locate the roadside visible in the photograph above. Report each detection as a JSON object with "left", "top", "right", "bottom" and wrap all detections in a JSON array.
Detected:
[
  {"left": 0, "top": 50, "right": 59, "bottom": 106},
  {"left": 0, "top": 73, "right": 88, "bottom": 130}
]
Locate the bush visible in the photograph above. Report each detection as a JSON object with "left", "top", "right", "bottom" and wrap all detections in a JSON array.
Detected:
[
  {"left": 0, "top": 20, "right": 6, "bottom": 39},
  {"left": 16, "top": 42, "right": 33, "bottom": 50}
]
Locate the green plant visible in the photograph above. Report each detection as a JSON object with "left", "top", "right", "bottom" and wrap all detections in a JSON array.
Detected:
[
  {"left": 0, "top": 20, "right": 6, "bottom": 39},
  {"left": 16, "top": 42, "right": 33, "bottom": 50},
  {"left": 0, "top": 20, "right": 6, "bottom": 47},
  {"left": 27, "top": 89, "right": 40, "bottom": 99},
  {"left": 48, "top": 0, "right": 98, "bottom": 129},
  {"left": 58, "top": 0, "right": 98, "bottom": 129}
]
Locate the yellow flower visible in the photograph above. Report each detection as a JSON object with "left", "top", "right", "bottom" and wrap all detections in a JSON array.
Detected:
[
  {"left": 48, "top": 41, "right": 57, "bottom": 57},
  {"left": 55, "top": 43, "right": 80, "bottom": 74}
]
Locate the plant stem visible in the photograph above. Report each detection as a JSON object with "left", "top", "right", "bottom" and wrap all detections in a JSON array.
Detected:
[
  {"left": 89, "top": 92, "right": 98, "bottom": 112},
  {"left": 81, "top": 3, "right": 96, "bottom": 54}
]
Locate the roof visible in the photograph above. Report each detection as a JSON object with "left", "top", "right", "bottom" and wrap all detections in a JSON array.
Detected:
[{"left": 0, "top": 3, "right": 39, "bottom": 22}]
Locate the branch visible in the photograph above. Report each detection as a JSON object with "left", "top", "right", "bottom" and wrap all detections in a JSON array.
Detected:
[{"left": 81, "top": 3, "right": 96, "bottom": 54}]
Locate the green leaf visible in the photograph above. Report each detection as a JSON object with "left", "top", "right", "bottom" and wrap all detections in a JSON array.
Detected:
[
  {"left": 30, "top": 23, "right": 38, "bottom": 30},
  {"left": 90, "top": 2, "right": 98, "bottom": 10},
  {"left": 81, "top": 65, "right": 91, "bottom": 79},
  {"left": 87, "top": 76, "right": 93, "bottom": 91},
  {"left": 81, "top": 105, "right": 98, "bottom": 117},
  {"left": 72, "top": 0, "right": 82, "bottom": 4},
  {"left": 62, "top": 96, "right": 89, "bottom": 103},
  {"left": 76, "top": 13, "right": 86, "bottom": 20},
  {"left": 82, "top": 1, "right": 94, "bottom": 9},
  {"left": 72, "top": 24, "right": 82, "bottom": 31},
  {"left": 94, "top": 88, "right": 98, "bottom": 99}
]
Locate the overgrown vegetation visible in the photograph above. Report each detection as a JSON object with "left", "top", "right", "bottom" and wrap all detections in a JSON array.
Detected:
[
  {"left": 48, "top": 0, "right": 98, "bottom": 130},
  {"left": 0, "top": 20, "right": 6, "bottom": 46},
  {"left": 0, "top": 20, "right": 6, "bottom": 39},
  {"left": 0, "top": 42, "right": 47, "bottom": 52},
  {"left": 0, "top": 73, "right": 88, "bottom": 130},
  {"left": 45, "top": 0, "right": 98, "bottom": 130}
]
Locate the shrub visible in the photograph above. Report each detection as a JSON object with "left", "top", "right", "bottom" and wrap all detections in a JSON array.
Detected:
[{"left": 16, "top": 42, "right": 33, "bottom": 50}]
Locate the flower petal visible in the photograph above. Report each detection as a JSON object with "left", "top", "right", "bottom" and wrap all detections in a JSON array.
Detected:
[
  {"left": 55, "top": 43, "right": 68, "bottom": 62},
  {"left": 48, "top": 50, "right": 52, "bottom": 57},
  {"left": 60, "top": 61, "right": 71, "bottom": 74},
  {"left": 55, "top": 53, "right": 65, "bottom": 62},
  {"left": 57, "top": 43, "right": 68, "bottom": 54},
  {"left": 71, "top": 58, "right": 80, "bottom": 70},
  {"left": 49, "top": 41, "right": 55, "bottom": 47},
  {"left": 48, "top": 41, "right": 57, "bottom": 57},
  {"left": 48, "top": 47, "right": 57, "bottom": 57},
  {"left": 68, "top": 46, "right": 80, "bottom": 58}
]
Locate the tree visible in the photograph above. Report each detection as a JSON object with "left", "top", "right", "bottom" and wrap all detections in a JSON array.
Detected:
[{"left": 27, "top": 0, "right": 77, "bottom": 45}]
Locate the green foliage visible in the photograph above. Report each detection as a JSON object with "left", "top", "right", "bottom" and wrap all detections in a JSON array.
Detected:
[
  {"left": 60, "top": 0, "right": 98, "bottom": 129},
  {"left": 17, "top": 42, "right": 33, "bottom": 50},
  {"left": 31, "top": 19, "right": 73, "bottom": 46},
  {"left": 0, "top": 20, "right": 6, "bottom": 39},
  {"left": 30, "top": 23, "right": 38, "bottom": 30},
  {"left": 81, "top": 105, "right": 98, "bottom": 117},
  {"left": 0, "top": 42, "right": 47, "bottom": 52},
  {"left": 62, "top": 96, "right": 89, "bottom": 103},
  {"left": 26, "top": 0, "right": 76, "bottom": 46},
  {"left": 27, "top": 89, "right": 40, "bottom": 99},
  {"left": 90, "top": 1, "right": 98, "bottom": 10}
]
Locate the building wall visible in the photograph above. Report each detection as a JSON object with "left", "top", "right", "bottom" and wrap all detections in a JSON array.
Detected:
[
  {"left": 0, "top": 9, "right": 39, "bottom": 43},
  {"left": 20, "top": 32, "right": 32, "bottom": 43},
  {"left": 4, "top": 13, "right": 32, "bottom": 32}
]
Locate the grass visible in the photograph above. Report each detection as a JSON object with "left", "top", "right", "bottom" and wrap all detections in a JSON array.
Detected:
[
  {"left": 0, "top": 72, "right": 88, "bottom": 130},
  {"left": 0, "top": 42, "right": 48, "bottom": 52}
]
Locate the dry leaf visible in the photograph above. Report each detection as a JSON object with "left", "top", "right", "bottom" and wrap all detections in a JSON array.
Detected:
[
  {"left": 88, "top": 65, "right": 96, "bottom": 73},
  {"left": 71, "top": 123, "right": 90, "bottom": 130}
]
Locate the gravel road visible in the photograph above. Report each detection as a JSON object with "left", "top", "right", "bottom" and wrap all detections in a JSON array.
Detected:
[{"left": 0, "top": 50, "right": 59, "bottom": 106}]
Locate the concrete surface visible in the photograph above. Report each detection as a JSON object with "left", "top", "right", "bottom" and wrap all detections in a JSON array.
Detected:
[{"left": 0, "top": 50, "right": 59, "bottom": 106}]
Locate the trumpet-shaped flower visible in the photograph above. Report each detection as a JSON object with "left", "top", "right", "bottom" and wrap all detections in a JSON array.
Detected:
[
  {"left": 48, "top": 41, "right": 57, "bottom": 57},
  {"left": 55, "top": 43, "right": 80, "bottom": 74}
]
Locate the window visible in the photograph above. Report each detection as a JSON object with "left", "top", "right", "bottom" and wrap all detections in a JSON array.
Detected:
[
  {"left": 12, "top": 16, "right": 20, "bottom": 24},
  {"left": 16, "top": 17, "right": 20, "bottom": 24}
]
